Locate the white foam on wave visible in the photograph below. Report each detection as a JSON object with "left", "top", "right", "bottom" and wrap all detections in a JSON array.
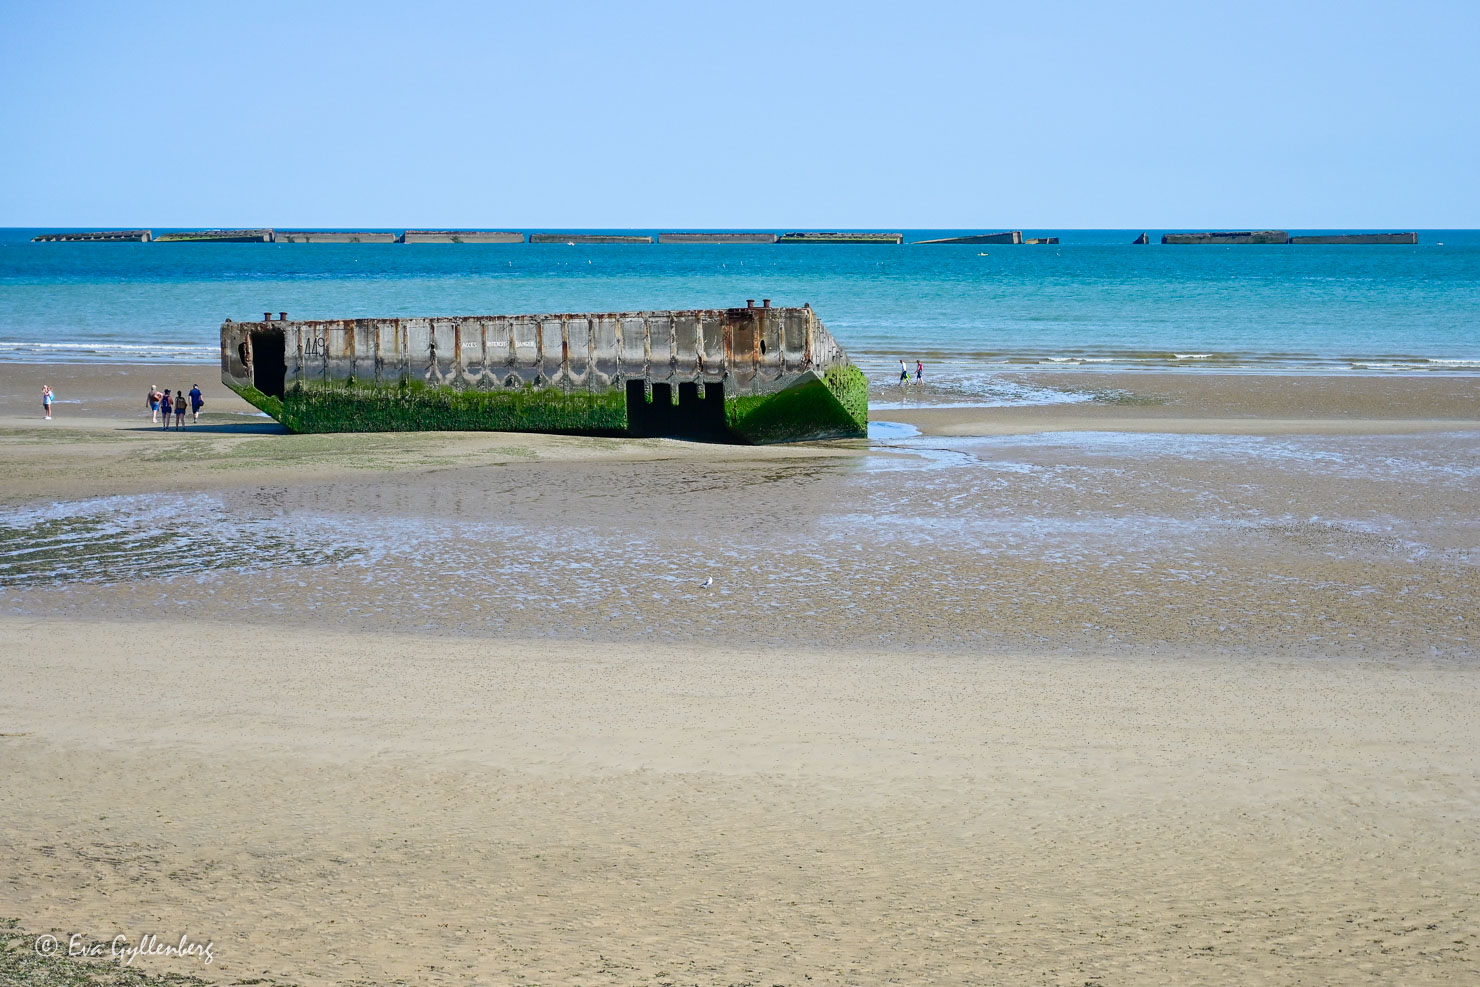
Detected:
[
  {"left": 870, "top": 373, "right": 1094, "bottom": 411},
  {"left": 0, "top": 340, "right": 217, "bottom": 363},
  {"left": 1350, "top": 358, "right": 1480, "bottom": 371}
]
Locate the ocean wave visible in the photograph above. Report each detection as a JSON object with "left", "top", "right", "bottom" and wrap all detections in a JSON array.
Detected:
[
  {"left": 0, "top": 341, "right": 218, "bottom": 363},
  {"left": 867, "top": 368, "right": 1093, "bottom": 410},
  {"left": 1349, "top": 358, "right": 1480, "bottom": 371},
  {"left": 858, "top": 346, "right": 1480, "bottom": 375}
]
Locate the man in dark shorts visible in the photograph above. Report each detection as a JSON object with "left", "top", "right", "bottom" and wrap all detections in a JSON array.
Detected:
[{"left": 189, "top": 384, "right": 204, "bottom": 424}]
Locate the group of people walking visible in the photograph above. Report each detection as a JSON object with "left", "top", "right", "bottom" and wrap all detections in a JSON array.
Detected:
[
  {"left": 898, "top": 359, "right": 925, "bottom": 385},
  {"left": 149, "top": 384, "right": 204, "bottom": 428}
]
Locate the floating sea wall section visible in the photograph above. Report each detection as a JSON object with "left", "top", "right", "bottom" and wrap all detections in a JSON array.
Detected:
[
  {"left": 1163, "top": 231, "right": 1290, "bottom": 245},
  {"left": 916, "top": 231, "right": 1023, "bottom": 245},
  {"left": 156, "top": 229, "right": 274, "bottom": 242},
  {"left": 1289, "top": 233, "right": 1418, "bottom": 245},
  {"left": 778, "top": 232, "right": 903, "bottom": 244},
  {"left": 658, "top": 233, "right": 778, "bottom": 244},
  {"left": 1163, "top": 231, "right": 1419, "bottom": 245},
  {"left": 32, "top": 229, "right": 152, "bottom": 242},
  {"left": 221, "top": 303, "right": 867, "bottom": 443},
  {"left": 399, "top": 230, "right": 525, "bottom": 243},
  {"left": 275, "top": 231, "right": 397, "bottom": 243},
  {"left": 529, "top": 233, "right": 654, "bottom": 244}
]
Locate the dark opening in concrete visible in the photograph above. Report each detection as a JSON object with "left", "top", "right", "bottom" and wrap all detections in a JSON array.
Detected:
[
  {"left": 250, "top": 330, "right": 287, "bottom": 398},
  {"left": 626, "top": 380, "right": 728, "bottom": 441}
]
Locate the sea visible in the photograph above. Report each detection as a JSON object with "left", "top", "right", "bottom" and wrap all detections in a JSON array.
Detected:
[{"left": 3, "top": 228, "right": 1478, "bottom": 398}]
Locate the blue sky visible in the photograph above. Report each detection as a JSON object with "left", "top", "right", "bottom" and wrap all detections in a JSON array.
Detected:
[{"left": 2, "top": 0, "right": 1476, "bottom": 227}]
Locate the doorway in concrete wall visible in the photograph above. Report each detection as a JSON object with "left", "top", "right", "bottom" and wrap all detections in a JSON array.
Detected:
[
  {"left": 626, "top": 380, "right": 729, "bottom": 441},
  {"left": 249, "top": 330, "right": 287, "bottom": 398}
]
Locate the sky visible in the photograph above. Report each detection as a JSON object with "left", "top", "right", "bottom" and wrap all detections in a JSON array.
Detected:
[{"left": 2, "top": 0, "right": 1477, "bottom": 228}]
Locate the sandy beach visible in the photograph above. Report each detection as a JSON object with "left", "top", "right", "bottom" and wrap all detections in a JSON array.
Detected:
[{"left": 2, "top": 362, "right": 1477, "bottom": 985}]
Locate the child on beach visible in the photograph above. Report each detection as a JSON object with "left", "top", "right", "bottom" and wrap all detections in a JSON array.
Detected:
[
  {"left": 189, "top": 384, "right": 204, "bottom": 423},
  {"left": 42, "top": 385, "right": 53, "bottom": 420},
  {"left": 148, "top": 385, "right": 161, "bottom": 423},
  {"left": 173, "top": 387, "right": 187, "bottom": 428},
  {"left": 159, "top": 389, "right": 173, "bottom": 429}
]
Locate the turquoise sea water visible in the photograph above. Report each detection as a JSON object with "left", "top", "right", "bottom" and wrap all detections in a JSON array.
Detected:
[{"left": 2, "top": 229, "right": 1478, "bottom": 381}]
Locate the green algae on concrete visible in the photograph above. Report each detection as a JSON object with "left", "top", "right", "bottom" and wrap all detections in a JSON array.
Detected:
[
  {"left": 276, "top": 379, "right": 628, "bottom": 435},
  {"left": 725, "top": 365, "right": 868, "bottom": 443},
  {"left": 268, "top": 371, "right": 865, "bottom": 442},
  {"left": 234, "top": 384, "right": 284, "bottom": 421}
]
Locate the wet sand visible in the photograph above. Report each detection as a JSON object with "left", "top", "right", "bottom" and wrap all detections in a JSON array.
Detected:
[{"left": 2, "top": 362, "right": 1478, "bottom": 985}]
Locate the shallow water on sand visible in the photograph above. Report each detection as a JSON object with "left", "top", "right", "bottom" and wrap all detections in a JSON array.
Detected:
[{"left": 2, "top": 428, "right": 1474, "bottom": 657}]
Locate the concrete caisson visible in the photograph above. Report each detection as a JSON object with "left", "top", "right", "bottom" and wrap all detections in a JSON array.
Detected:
[
  {"left": 32, "top": 230, "right": 152, "bottom": 242},
  {"left": 1288, "top": 233, "right": 1418, "bottom": 245},
  {"left": 1161, "top": 231, "right": 1290, "bottom": 244},
  {"left": 274, "top": 231, "right": 398, "bottom": 243},
  {"left": 221, "top": 303, "right": 867, "bottom": 443}
]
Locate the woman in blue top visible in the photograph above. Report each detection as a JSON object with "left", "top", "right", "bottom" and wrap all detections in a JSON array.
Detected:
[{"left": 159, "top": 389, "right": 173, "bottom": 429}]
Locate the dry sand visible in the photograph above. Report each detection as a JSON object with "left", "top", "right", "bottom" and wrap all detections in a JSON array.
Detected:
[
  {"left": 5, "top": 619, "right": 1478, "bottom": 986},
  {"left": 1, "top": 363, "right": 1477, "bottom": 985}
]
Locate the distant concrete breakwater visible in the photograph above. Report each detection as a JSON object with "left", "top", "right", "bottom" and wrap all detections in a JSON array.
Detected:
[
  {"left": 1153, "top": 231, "right": 1418, "bottom": 245},
  {"left": 34, "top": 229, "right": 912, "bottom": 245},
  {"left": 33, "top": 227, "right": 1422, "bottom": 245}
]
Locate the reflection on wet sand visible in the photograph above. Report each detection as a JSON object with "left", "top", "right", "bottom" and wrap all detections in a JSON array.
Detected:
[{"left": 3, "top": 424, "right": 1474, "bottom": 658}]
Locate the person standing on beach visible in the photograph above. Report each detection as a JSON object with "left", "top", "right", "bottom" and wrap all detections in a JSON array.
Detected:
[
  {"left": 159, "top": 389, "right": 173, "bottom": 429},
  {"left": 148, "top": 385, "right": 162, "bottom": 423},
  {"left": 173, "top": 387, "right": 187, "bottom": 429},
  {"left": 42, "top": 385, "right": 54, "bottom": 420},
  {"left": 899, "top": 359, "right": 909, "bottom": 385},
  {"left": 188, "top": 384, "right": 203, "bottom": 424},
  {"left": 916, "top": 360, "right": 924, "bottom": 383}
]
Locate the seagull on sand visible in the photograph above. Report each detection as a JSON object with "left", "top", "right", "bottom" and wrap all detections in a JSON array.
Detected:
[{"left": 701, "top": 576, "right": 713, "bottom": 589}]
